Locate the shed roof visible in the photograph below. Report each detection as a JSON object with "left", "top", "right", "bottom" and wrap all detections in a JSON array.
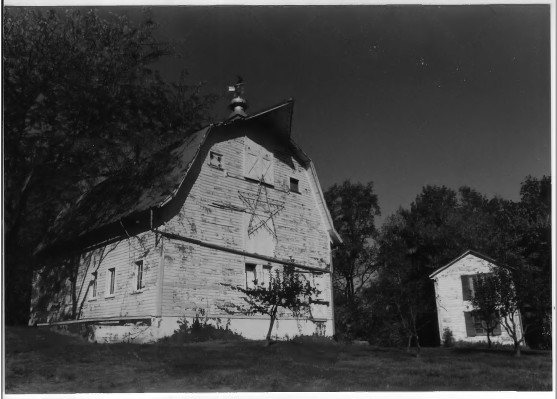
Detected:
[{"left": 428, "top": 250, "right": 499, "bottom": 279}]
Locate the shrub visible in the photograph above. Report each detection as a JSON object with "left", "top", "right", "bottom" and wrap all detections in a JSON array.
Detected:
[
  {"left": 163, "top": 311, "right": 244, "bottom": 343},
  {"left": 442, "top": 328, "right": 455, "bottom": 347}
]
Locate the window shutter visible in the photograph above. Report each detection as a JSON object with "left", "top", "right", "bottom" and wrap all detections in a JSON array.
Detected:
[
  {"left": 461, "top": 275, "right": 471, "bottom": 300},
  {"left": 464, "top": 312, "right": 476, "bottom": 337},
  {"left": 493, "top": 322, "right": 501, "bottom": 336}
]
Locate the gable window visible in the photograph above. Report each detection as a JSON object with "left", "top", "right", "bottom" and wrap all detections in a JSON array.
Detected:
[
  {"left": 209, "top": 151, "right": 223, "bottom": 169},
  {"left": 91, "top": 272, "right": 98, "bottom": 298},
  {"left": 289, "top": 177, "right": 300, "bottom": 193},
  {"left": 245, "top": 138, "right": 274, "bottom": 185},
  {"left": 107, "top": 268, "right": 116, "bottom": 296},
  {"left": 245, "top": 263, "right": 257, "bottom": 288},
  {"left": 135, "top": 260, "right": 144, "bottom": 291}
]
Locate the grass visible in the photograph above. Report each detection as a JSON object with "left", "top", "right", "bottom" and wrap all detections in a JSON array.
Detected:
[{"left": 3, "top": 326, "right": 552, "bottom": 393}]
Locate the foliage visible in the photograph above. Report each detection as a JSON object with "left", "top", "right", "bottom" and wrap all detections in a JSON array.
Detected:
[
  {"left": 164, "top": 311, "right": 244, "bottom": 343},
  {"left": 442, "top": 328, "right": 454, "bottom": 348},
  {"left": 324, "top": 180, "right": 380, "bottom": 340},
  {"left": 3, "top": 8, "right": 217, "bottom": 324},
  {"left": 470, "top": 273, "right": 501, "bottom": 349},
  {"left": 221, "top": 267, "right": 319, "bottom": 345},
  {"left": 366, "top": 177, "right": 551, "bottom": 349}
]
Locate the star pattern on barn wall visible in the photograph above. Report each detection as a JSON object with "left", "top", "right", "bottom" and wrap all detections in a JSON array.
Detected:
[{"left": 239, "top": 179, "right": 284, "bottom": 238}]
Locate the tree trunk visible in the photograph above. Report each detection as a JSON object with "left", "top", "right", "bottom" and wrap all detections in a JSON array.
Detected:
[
  {"left": 265, "top": 306, "right": 278, "bottom": 346},
  {"left": 414, "top": 334, "right": 421, "bottom": 356},
  {"left": 514, "top": 341, "right": 521, "bottom": 357},
  {"left": 487, "top": 331, "right": 491, "bottom": 349}
]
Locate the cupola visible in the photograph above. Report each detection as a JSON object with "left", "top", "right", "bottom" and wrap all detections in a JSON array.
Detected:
[{"left": 227, "top": 76, "right": 248, "bottom": 119}]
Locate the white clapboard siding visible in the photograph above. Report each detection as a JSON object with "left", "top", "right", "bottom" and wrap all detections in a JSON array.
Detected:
[
  {"left": 162, "top": 128, "right": 333, "bottom": 321},
  {"left": 34, "top": 119, "right": 334, "bottom": 331},
  {"left": 76, "top": 231, "right": 161, "bottom": 319}
]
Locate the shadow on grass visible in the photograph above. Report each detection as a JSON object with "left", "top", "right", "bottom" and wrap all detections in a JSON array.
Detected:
[{"left": 450, "top": 346, "right": 551, "bottom": 357}]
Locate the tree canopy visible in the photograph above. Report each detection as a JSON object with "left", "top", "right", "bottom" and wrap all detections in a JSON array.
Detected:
[
  {"left": 324, "top": 180, "right": 380, "bottom": 339},
  {"left": 3, "top": 8, "right": 217, "bottom": 324}
]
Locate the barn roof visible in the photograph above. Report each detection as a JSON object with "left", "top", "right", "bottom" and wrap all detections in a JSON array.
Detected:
[
  {"left": 37, "top": 99, "right": 340, "bottom": 254},
  {"left": 428, "top": 249, "right": 500, "bottom": 279}
]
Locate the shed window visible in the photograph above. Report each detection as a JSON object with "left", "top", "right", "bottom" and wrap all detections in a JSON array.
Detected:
[
  {"left": 135, "top": 260, "right": 144, "bottom": 291},
  {"left": 290, "top": 178, "right": 300, "bottom": 193},
  {"left": 209, "top": 151, "right": 223, "bottom": 169},
  {"left": 107, "top": 268, "right": 115, "bottom": 295},
  {"left": 464, "top": 312, "right": 501, "bottom": 337},
  {"left": 245, "top": 264, "right": 257, "bottom": 288},
  {"left": 461, "top": 275, "right": 476, "bottom": 301}
]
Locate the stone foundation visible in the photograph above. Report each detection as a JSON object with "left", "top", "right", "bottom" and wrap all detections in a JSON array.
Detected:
[{"left": 41, "top": 316, "right": 334, "bottom": 344}]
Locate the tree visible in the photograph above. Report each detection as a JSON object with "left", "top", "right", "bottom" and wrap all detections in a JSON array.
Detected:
[
  {"left": 471, "top": 268, "right": 526, "bottom": 356},
  {"left": 470, "top": 273, "right": 502, "bottom": 349},
  {"left": 222, "top": 267, "right": 319, "bottom": 345},
  {"left": 324, "top": 180, "right": 380, "bottom": 339},
  {"left": 494, "top": 267, "right": 527, "bottom": 356},
  {"left": 3, "top": 8, "right": 217, "bottom": 324}
]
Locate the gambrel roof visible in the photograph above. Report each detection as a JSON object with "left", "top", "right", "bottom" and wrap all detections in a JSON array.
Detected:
[
  {"left": 429, "top": 249, "right": 500, "bottom": 279},
  {"left": 38, "top": 100, "right": 340, "bottom": 255}
]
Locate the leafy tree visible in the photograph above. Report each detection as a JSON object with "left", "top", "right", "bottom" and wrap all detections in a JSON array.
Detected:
[
  {"left": 222, "top": 267, "right": 319, "bottom": 345},
  {"left": 3, "top": 8, "right": 217, "bottom": 324},
  {"left": 493, "top": 267, "right": 527, "bottom": 356},
  {"left": 324, "top": 180, "right": 380, "bottom": 339},
  {"left": 369, "top": 212, "right": 437, "bottom": 353},
  {"left": 470, "top": 273, "right": 502, "bottom": 349}
]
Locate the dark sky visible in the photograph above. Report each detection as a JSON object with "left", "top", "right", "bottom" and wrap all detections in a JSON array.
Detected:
[{"left": 118, "top": 5, "right": 551, "bottom": 224}]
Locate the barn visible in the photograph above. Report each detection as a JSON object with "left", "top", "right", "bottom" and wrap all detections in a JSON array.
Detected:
[
  {"left": 30, "top": 89, "right": 341, "bottom": 343},
  {"left": 429, "top": 250, "right": 524, "bottom": 345}
]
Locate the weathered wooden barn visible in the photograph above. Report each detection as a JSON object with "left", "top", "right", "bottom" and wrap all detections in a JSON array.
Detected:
[
  {"left": 429, "top": 250, "right": 523, "bottom": 345},
  {"left": 30, "top": 91, "right": 341, "bottom": 343}
]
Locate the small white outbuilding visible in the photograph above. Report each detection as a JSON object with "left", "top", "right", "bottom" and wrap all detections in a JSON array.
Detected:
[{"left": 429, "top": 250, "right": 523, "bottom": 345}]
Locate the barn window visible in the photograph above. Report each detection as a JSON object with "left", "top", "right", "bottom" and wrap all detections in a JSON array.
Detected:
[
  {"left": 245, "top": 264, "right": 257, "bottom": 288},
  {"left": 244, "top": 138, "right": 274, "bottom": 185},
  {"left": 107, "top": 268, "right": 116, "bottom": 296},
  {"left": 91, "top": 272, "right": 98, "bottom": 298},
  {"left": 135, "top": 260, "right": 144, "bottom": 291},
  {"left": 261, "top": 265, "right": 272, "bottom": 287},
  {"left": 209, "top": 151, "right": 223, "bottom": 169},
  {"left": 290, "top": 177, "right": 300, "bottom": 193}
]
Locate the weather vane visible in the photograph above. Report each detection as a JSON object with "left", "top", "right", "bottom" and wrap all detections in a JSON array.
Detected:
[{"left": 228, "top": 75, "right": 245, "bottom": 98}]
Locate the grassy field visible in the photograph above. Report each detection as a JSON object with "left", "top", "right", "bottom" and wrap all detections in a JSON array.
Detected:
[{"left": 3, "top": 326, "right": 552, "bottom": 393}]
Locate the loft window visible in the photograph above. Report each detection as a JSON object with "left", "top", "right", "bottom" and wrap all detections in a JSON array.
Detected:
[
  {"left": 135, "top": 260, "right": 144, "bottom": 291},
  {"left": 107, "top": 268, "right": 115, "bottom": 296},
  {"left": 245, "top": 263, "right": 257, "bottom": 288},
  {"left": 209, "top": 151, "right": 223, "bottom": 169},
  {"left": 290, "top": 177, "right": 300, "bottom": 193},
  {"left": 91, "top": 272, "right": 98, "bottom": 298},
  {"left": 245, "top": 138, "right": 274, "bottom": 185}
]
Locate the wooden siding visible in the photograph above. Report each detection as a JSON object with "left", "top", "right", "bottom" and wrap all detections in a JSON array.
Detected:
[
  {"left": 32, "top": 119, "right": 334, "bottom": 334},
  {"left": 161, "top": 125, "right": 333, "bottom": 321},
  {"left": 32, "top": 231, "right": 163, "bottom": 323},
  {"left": 432, "top": 254, "right": 522, "bottom": 343}
]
